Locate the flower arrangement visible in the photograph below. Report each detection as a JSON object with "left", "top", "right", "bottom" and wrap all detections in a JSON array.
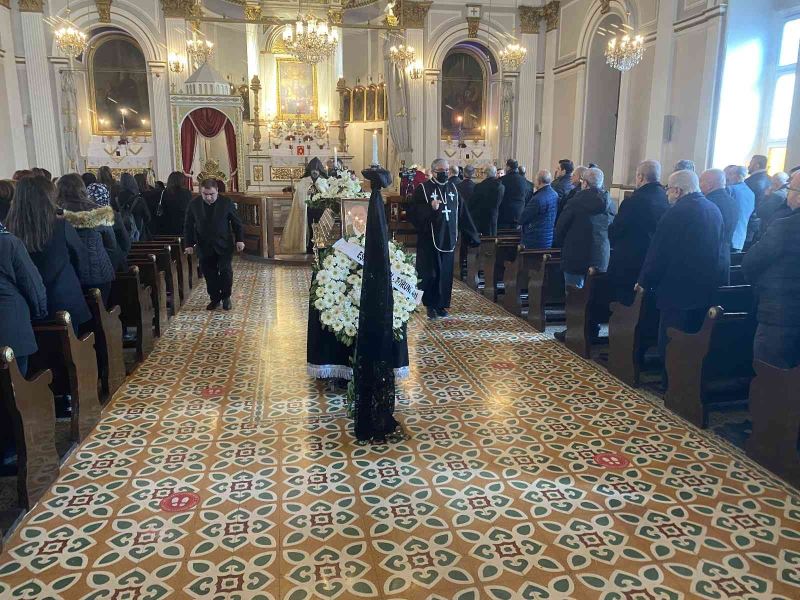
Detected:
[
  {"left": 306, "top": 173, "right": 369, "bottom": 211},
  {"left": 311, "top": 235, "right": 419, "bottom": 346}
]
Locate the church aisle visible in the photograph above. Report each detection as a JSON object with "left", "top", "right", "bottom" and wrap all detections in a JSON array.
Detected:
[{"left": 1, "top": 261, "right": 799, "bottom": 599}]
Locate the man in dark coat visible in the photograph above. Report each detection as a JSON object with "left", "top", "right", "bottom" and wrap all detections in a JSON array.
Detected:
[
  {"left": 467, "top": 165, "right": 504, "bottom": 236},
  {"left": 743, "top": 170, "right": 800, "bottom": 368},
  {"left": 637, "top": 170, "right": 728, "bottom": 364},
  {"left": 757, "top": 172, "right": 791, "bottom": 235},
  {"left": 607, "top": 160, "right": 670, "bottom": 305},
  {"left": 498, "top": 160, "right": 528, "bottom": 229},
  {"left": 745, "top": 154, "right": 771, "bottom": 208},
  {"left": 554, "top": 167, "right": 616, "bottom": 290},
  {"left": 556, "top": 165, "right": 587, "bottom": 223},
  {"left": 184, "top": 178, "right": 244, "bottom": 311},
  {"left": 552, "top": 159, "right": 575, "bottom": 201},
  {"left": 520, "top": 170, "right": 558, "bottom": 249},
  {"left": 700, "top": 168, "right": 738, "bottom": 252},
  {"left": 456, "top": 165, "right": 477, "bottom": 206},
  {"left": 411, "top": 158, "right": 480, "bottom": 319}
]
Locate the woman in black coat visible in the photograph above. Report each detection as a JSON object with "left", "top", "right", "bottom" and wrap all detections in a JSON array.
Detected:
[
  {"left": 87, "top": 182, "right": 130, "bottom": 272},
  {"left": 157, "top": 171, "right": 193, "bottom": 236},
  {"left": 0, "top": 223, "right": 48, "bottom": 376},
  {"left": 117, "top": 172, "right": 152, "bottom": 241},
  {"left": 5, "top": 177, "right": 92, "bottom": 329},
  {"left": 57, "top": 174, "right": 116, "bottom": 304}
]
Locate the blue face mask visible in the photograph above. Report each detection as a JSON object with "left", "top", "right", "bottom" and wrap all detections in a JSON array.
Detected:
[{"left": 435, "top": 171, "right": 448, "bottom": 184}]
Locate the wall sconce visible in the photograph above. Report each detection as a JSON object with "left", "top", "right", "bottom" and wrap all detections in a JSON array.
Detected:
[
  {"left": 168, "top": 53, "right": 186, "bottom": 93},
  {"left": 406, "top": 60, "right": 423, "bottom": 80}
]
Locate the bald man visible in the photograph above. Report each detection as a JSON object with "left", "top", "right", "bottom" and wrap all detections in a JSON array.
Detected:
[
  {"left": 700, "top": 169, "right": 738, "bottom": 252},
  {"left": 743, "top": 170, "right": 800, "bottom": 368}
]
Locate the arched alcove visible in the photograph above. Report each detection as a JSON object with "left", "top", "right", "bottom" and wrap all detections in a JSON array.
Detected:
[
  {"left": 582, "top": 14, "right": 623, "bottom": 176},
  {"left": 440, "top": 44, "right": 492, "bottom": 139}
]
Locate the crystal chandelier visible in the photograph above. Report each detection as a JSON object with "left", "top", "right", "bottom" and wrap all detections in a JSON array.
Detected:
[
  {"left": 282, "top": 15, "right": 338, "bottom": 65},
  {"left": 604, "top": 32, "right": 644, "bottom": 71},
  {"left": 186, "top": 38, "right": 214, "bottom": 67},
  {"left": 499, "top": 43, "right": 527, "bottom": 72},
  {"left": 54, "top": 7, "right": 87, "bottom": 59},
  {"left": 388, "top": 44, "right": 415, "bottom": 69}
]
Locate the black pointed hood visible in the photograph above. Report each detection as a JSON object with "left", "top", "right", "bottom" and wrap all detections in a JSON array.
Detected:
[{"left": 303, "top": 157, "right": 328, "bottom": 179}]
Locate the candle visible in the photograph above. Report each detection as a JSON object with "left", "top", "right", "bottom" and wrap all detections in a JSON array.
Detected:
[
  {"left": 334, "top": 146, "right": 338, "bottom": 164},
  {"left": 371, "top": 131, "right": 379, "bottom": 166}
]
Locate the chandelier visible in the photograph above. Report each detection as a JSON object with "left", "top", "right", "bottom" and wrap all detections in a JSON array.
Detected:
[
  {"left": 186, "top": 38, "right": 214, "bottom": 67},
  {"left": 388, "top": 44, "right": 415, "bottom": 69},
  {"left": 54, "top": 8, "right": 87, "bottom": 58},
  {"left": 499, "top": 43, "right": 527, "bottom": 72},
  {"left": 604, "top": 32, "right": 644, "bottom": 71},
  {"left": 283, "top": 15, "right": 338, "bottom": 64},
  {"left": 406, "top": 60, "right": 423, "bottom": 80}
]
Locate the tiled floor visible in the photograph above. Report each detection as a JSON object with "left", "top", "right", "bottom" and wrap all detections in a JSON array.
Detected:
[{"left": 1, "top": 260, "right": 799, "bottom": 599}]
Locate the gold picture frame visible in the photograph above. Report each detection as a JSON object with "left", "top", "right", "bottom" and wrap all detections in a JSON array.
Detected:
[
  {"left": 340, "top": 198, "right": 371, "bottom": 237},
  {"left": 342, "top": 82, "right": 387, "bottom": 124},
  {"left": 276, "top": 58, "right": 318, "bottom": 119}
]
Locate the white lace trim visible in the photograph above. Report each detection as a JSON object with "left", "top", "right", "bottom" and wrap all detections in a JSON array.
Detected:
[{"left": 307, "top": 364, "right": 411, "bottom": 381}]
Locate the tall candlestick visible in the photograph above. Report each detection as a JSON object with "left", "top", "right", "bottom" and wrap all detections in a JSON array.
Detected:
[
  {"left": 334, "top": 146, "right": 338, "bottom": 164},
  {"left": 371, "top": 131, "right": 379, "bottom": 166}
]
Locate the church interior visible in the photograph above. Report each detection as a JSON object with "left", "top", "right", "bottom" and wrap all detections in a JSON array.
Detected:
[{"left": 2, "top": 0, "right": 800, "bottom": 598}]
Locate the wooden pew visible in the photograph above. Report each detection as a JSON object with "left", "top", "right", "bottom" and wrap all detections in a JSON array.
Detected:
[
  {"left": 527, "top": 253, "right": 565, "bottom": 332},
  {"left": 501, "top": 248, "right": 561, "bottom": 317},
  {"left": 729, "top": 265, "right": 746, "bottom": 286},
  {"left": 85, "top": 289, "right": 125, "bottom": 403},
  {"left": 31, "top": 312, "right": 102, "bottom": 443},
  {"left": 564, "top": 268, "right": 611, "bottom": 358},
  {"left": 464, "top": 243, "right": 481, "bottom": 290},
  {"left": 126, "top": 254, "right": 168, "bottom": 338},
  {"left": 607, "top": 288, "right": 660, "bottom": 387},
  {"left": 128, "top": 246, "right": 179, "bottom": 316},
  {"left": 664, "top": 305, "right": 756, "bottom": 428},
  {"left": 477, "top": 234, "right": 519, "bottom": 299},
  {"left": 153, "top": 235, "right": 194, "bottom": 289},
  {"left": 730, "top": 252, "right": 745, "bottom": 267},
  {"left": 110, "top": 266, "right": 155, "bottom": 361},
  {"left": 0, "top": 348, "right": 60, "bottom": 517},
  {"left": 746, "top": 361, "right": 800, "bottom": 487},
  {"left": 134, "top": 240, "right": 191, "bottom": 305}
]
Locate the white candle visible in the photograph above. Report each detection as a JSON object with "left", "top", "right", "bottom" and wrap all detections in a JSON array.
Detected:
[
  {"left": 334, "top": 146, "right": 338, "bottom": 164},
  {"left": 371, "top": 131, "right": 379, "bottom": 166}
]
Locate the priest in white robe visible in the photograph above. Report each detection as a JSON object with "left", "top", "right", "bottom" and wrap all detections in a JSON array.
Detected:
[{"left": 281, "top": 157, "right": 329, "bottom": 254}]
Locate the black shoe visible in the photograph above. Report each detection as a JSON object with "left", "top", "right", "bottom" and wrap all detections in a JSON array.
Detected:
[
  {"left": 427, "top": 307, "right": 439, "bottom": 320},
  {"left": 222, "top": 298, "right": 232, "bottom": 310},
  {"left": 206, "top": 300, "right": 220, "bottom": 310},
  {"left": 554, "top": 330, "right": 566, "bottom": 342},
  {"left": 436, "top": 308, "right": 449, "bottom": 318}
]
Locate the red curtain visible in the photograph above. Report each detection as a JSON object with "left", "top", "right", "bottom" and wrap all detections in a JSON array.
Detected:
[{"left": 180, "top": 107, "right": 239, "bottom": 191}]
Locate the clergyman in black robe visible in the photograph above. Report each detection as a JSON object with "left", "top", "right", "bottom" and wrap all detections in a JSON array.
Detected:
[
  {"left": 352, "top": 167, "right": 402, "bottom": 444},
  {"left": 411, "top": 159, "right": 480, "bottom": 319}
]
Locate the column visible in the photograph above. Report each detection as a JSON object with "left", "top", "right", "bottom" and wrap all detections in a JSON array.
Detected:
[
  {"left": 571, "top": 63, "right": 587, "bottom": 165},
  {"left": 644, "top": 0, "right": 678, "bottom": 161},
  {"left": 51, "top": 56, "right": 79, "bottom": 173},
  {"left": 538, "top": 27, "right": 558, "bottom": 173},
  {"left": 406, "top": 28, "right": 424, "bottom": 163},
  {"left": 165, "top": 17, "right": 189, "bottom": 93},
  {"left": 423, "top": 69, "right": 440, "bottom": 166},
  {"left": 148, "top": 61, "right": 172, "bottom": 179},
  {"left": 0, "top": 2, "right": 28, "bottom": 170},
  {"left": 691, "top": 12, "right": 725, "bottom": 168},
  {"left": 612, "top": 69, "right": 632, "bottom": 185},
  {"left": 20, "top": 4, "right": 61, "bottom": 174},
  {"left": 515, "top": 29, "right": 538, "bottom": 172}
]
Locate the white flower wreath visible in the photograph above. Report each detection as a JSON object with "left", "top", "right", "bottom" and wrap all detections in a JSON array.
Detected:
[{"left": 311, "top": 235, "right": 419, "bottom": 346}]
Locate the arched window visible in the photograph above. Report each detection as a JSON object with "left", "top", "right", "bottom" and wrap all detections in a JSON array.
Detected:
[
  {"left": 441, "top": 49, "right": 486, "bottom": 138},
  {"left": 89, "top": 33, "right": 151, "bottom": 135}
]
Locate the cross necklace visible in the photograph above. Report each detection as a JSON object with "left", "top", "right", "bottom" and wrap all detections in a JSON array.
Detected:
[{"left": 427, "top": 182, "right": 459, "bottom": 253}]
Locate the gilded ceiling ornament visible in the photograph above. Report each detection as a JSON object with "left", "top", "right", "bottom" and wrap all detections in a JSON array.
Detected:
[
  {"left": 399, "top": 0, "right": 432, "bottom": 29},
  {"left": 519, "top": 6, "right": 544, "bottom": 34},
  {"left": 600, "top": 0, "right": 611, "bottom": 14},
  {"left": 18, "top": 0, "right": 44, "bottom": 12},
  {"left": 161, "top": 0, "right": 194, "bottom": 19},
  {"left": 244, "top": 4, "right": 262, "bottom": 21},
  {"left": 96, "top": 0, "right": 112, "bottom": 22},
  {"left": 328, "top": 8, "right": 343, "bottom": 26},
  {"left": 466, "top": 15, "right": 480, "bottom": 38},
  {"left": 543, "top": 1, "right": 560, "bottom": 31}
]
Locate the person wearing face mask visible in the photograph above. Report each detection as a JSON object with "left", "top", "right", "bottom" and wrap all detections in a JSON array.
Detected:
[
  {"left": 281, "top": 157, "right": 329, "bottom": 254},
  {"left": 411, "top": 158, "right": 480, "bottom": 319},
  {"left": 636, "top": 169, "right": 728, "bottom": 369}
]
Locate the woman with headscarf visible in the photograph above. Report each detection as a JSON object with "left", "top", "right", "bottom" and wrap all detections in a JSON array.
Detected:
[
  {"left": 116, "top": 172, "right": 152, "bottom": 241},
  {"left": 280, "top": 157, "right": 329, "bottom": 254},
  {"left": 88, "top": 182, "right": 130, "bottom": 271},
  {"left": 56, "top": 174, "right": 116, "bottom": 304}
]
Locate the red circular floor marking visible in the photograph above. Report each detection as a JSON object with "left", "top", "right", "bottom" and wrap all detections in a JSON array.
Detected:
[
  {"left": 201, "top": 386, "right": 225, "bottom": 398},
  {"left": 160, "top": 492, "right": 200, "bottom": 512},
  {"left": 593, "top": 452, "right": 631, "bottom": 470},
  {"left": 490, "top": 362, "right": 516, "bottom": 371}
]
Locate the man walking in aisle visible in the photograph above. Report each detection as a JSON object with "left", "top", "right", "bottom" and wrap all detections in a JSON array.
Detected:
[{"left": 184, "top": 178, "right": 244, "bottom": 311}]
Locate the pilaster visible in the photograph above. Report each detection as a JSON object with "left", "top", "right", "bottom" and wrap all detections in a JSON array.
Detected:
[
  {"left": 423, "top": 69, "right": 440, "bottom": 166},
  {"left": 148, "top": 61, "right": 172, "bottom": 179},
  {"left": 515, "top": 31, "right": 537, "bottom": 172},
  {"left": 644, "top": 0, "right": 678, "bottom": 162},
  {"left": 0, "top": 3, "right": 28, "bottom": 170},
  {"left": 21, "top": 8, "right": 61, "bottom": 173},
  {"left": 165, "top": 17, "right": 189, "bottom": 93},
  {"left": 406, "top": 28, "right": 423, "bottom": 162},
  {"left": 538, "top": 27, "right": 558, "bottom": 173}
]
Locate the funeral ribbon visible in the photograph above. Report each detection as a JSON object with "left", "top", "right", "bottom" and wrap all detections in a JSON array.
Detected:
[{"left": 333, "top": 239, "right": 424, "bottom": 305}]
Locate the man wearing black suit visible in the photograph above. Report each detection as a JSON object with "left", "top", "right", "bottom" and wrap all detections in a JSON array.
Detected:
[
  {"left": 498, "top": 159, "right": 528, "bottom": 229},
  {"left": 745, "top": 154, "right": 771, "bottom": 208},
  {"left": 607, "top": 160, "right": 670, "bottom": 305},
  {"left": 184, "top": 178, "right": 244, "bottom": 311},
  {"left": 468, "top": 165, "right": 505, "bottom": 236},
  {"left": 700, "top": 168, "right": 738, "bottom": 252}
]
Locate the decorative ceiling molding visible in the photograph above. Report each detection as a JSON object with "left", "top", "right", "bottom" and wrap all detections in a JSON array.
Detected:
[
  {"left": 399, "top": 0, "right": 432, "bottom": 29},
  {"left": 96, "top": 0, "right": 112, "bottom": 22},
  {"left": 244, "top": 3, "right": 261, "bottom": 21},
  {"left": 343, "top": 0, "right": 379, "bottom": 9},
  {"left": 543, "top": 1, "right": 560, "bottom": 31},
  {"left": 18, "top": 0, "right": 44, "bottom": 12},
  {"left": 328, "top": 8, "right": 343, "bottom": 26},
  {"left": 519, "top": 2, "right": 560, "bottom": 34},
  {"left": 161, "top": 0, "right": 194, "bottom": 19}
]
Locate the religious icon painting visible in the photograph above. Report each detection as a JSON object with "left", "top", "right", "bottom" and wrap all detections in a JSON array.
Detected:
[
  {"left": 352, "top": 86, "right": 366, "bottom": 122},
  {"left": 341, "top": 199, "right": 371, "bottom": 237},
  {"left": 376, "top": 84, "right": 386, "bottom": 120},
  {"left": 366, "top": 85, "right": 377, "bottom": 121},
  {"left": 276, "top": 59, "right": 317, "bottom": 119},
  {"left": 297, "top": 146, "right": 305, "bottom": 156}
]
